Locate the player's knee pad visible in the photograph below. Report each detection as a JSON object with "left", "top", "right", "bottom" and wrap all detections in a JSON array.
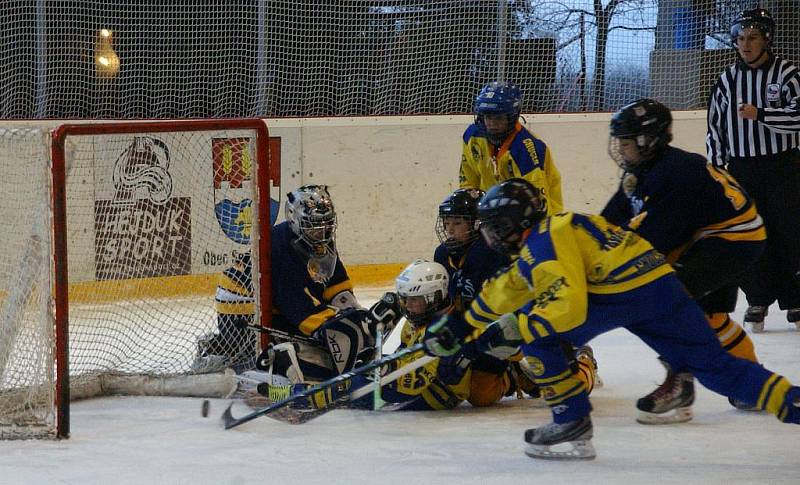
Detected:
[
  {"left": 315, "top": 308, "right": 375, "bottom": 374},
  {"left": 467, "top": 370, "right": 509, "bottom": 407},
  {"left": 707, "top": 312, "right": 758, "bottom": 363}
]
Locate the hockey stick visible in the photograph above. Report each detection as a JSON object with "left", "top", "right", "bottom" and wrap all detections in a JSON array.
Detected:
[
  {"left": 240, "top": 322, "right": 319, "bottom": 345},
  {"left": 221, "top": 342, "right": 426, "bottom": 429},
  {"left": 372, "top": 322, "right": 386, "bottom": 410},
  {"left": 262, "top": 354, "right": 437, "bottom": 424}
]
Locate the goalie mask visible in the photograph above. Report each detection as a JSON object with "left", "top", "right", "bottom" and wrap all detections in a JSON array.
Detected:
[
  {"left": 478, "top": 178, "right": 546, "bottom": 257},
  {"left": 608, "top": 99, "right": 672, "bottom": 171},
  {"left": 436, "top": 188, "right": 484, "bottom": 252},
  {"left": 286, "top": 185, "right": 338, "bottom": 282},
  {"left": 475, "top": 81, "right": 522, "bottom": 146},
  {"left": 395, "top": 260, "right": 450, "bottom": 327}
]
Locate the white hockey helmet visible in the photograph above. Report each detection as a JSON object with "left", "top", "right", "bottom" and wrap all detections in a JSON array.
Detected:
[
  {"left": 285, "top": 185, "right": 337, "bottom": 251},
  {"left": 395, "top": 260, "right": 450, "bottom": 326}
]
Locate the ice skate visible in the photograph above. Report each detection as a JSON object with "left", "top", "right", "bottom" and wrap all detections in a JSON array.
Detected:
[
  {"left": 744, "top": 305, "right": 767, "bottom": 333},
  {"left": 523, "top": 416, "right": 595, "bottom": 460},
  {"left": 636, "top": 366, "right": 694, "bottom": 424},
  {"left": 190, "top": 354, "right": 228, "bottom": 374},
  {"left": 786, "top": 308, "right": 800, "bottom": 330}
]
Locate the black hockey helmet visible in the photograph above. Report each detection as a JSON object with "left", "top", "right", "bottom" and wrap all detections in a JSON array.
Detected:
[
  {"left": 436, "top": 188, "right": 484, "bottom": 251},
  {"left": 731, "top": 8, "right": 775, "bottom": 45},
  {"left": 477, "top": 178, "right": 546, "bottom": 256},
  {"left": 609, "top": 98, "right": 672, "bottom": 170}
]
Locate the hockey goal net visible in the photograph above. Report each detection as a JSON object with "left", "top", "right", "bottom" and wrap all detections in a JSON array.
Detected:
[{"left": 0, "top": 120, "right": 273, "bottom": 439}]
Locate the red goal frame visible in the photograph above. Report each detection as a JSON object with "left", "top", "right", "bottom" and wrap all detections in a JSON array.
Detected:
[{"left": 49, "top": 119, "right": 273, "bottom": 438}]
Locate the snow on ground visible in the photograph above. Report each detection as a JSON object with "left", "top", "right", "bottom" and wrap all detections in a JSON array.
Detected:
[{"left": 1, "top": 288, "right": 798, "bottom": 485}]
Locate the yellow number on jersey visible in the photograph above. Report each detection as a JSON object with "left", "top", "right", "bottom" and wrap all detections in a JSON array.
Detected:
[{"left": 706, "top": 165, "right": 747, "bottom": 210}]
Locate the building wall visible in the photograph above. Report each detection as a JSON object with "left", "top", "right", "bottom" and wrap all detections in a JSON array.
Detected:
[{"left": 0, "top": 112, "right": 709, "bottom": 294}]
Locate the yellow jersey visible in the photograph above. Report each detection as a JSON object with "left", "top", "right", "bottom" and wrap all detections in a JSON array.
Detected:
[{"left": 464, "top": 213, "right": 673, "bottom": 343}]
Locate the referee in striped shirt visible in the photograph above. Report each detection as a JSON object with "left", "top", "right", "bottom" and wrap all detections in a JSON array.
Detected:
[{"left": 706, "top": 8, "right": 800, "bottom": 332}]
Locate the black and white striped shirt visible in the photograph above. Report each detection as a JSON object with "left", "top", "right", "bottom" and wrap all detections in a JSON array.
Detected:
[{"left": 706, "top": 54, "right": 800, "bottom": 167}]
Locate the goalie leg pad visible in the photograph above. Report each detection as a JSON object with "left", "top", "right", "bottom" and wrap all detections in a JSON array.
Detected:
[
  {"left": 267, "top": 341, "right": 337, "bottom": 383},
  {"left": 316, "top": 310, "right": 375, "bottom": 374}
]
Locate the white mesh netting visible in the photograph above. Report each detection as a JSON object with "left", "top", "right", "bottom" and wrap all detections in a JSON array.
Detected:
[
  {"left": 0, "top": 1, "right": 797, "bottom": 117},
  {"left": 0, "top": 122, "right": 268, "bottom": 438}
]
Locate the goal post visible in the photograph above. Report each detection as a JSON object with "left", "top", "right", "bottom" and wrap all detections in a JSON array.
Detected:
[{"left": 0, "top": 119, "right": 274, "bottom": 439}]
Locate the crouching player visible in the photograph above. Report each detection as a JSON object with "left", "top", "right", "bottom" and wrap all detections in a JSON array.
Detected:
[
  {"left": 424, "top": 178, "right": 800, "bottom": 460},
  {"left": 257, "top": 260, "right": 545, "bottom": 411},
  {"left": 194, "top": 184, "right": 395, "bottom": 381}
]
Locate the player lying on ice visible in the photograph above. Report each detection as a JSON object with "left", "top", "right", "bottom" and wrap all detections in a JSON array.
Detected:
[
  {"left": 250, "top": 259, "right": 534, "bottom": 410},
  {"left": 422, "top": 178, "right": 800, "bottom": 460},
  {"left": 249, "top": 259, "right": 599, "bottom": 412}
]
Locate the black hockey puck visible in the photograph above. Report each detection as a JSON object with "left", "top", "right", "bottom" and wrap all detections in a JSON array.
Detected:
[{"left": 201, "top": 399, "right": 210, "bottom": 417}]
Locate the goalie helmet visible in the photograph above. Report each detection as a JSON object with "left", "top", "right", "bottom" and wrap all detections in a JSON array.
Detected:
[
  {"left": 435, "top": 188, "right": 484, "bottom": 252},
  {"left": 395, "top": 260, "right": 450, "bottom": 326},
  {"left": 474, "top": 81, "right": 522, "bottom": 145},
  {"left": 477, "top": 178, "right": 546, "bottom": 256},
  {"left": 608, "top": 98, "right": 672, "bottom": 170},
  {"left": 285, "top": 185, "right": 337, "bottom": 252},
  {"left": 731, "top": 8, "right": 775, "bottom": 45}
]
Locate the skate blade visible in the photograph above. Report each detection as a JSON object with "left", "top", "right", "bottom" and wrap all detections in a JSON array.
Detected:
[
  {"left": 636, "top": 406, "right": 692, "bottom": 425},
  {"left": 524, "top": 440, "right": 596, "bottom": 460},
  {"left": 748, "top": 322, "right": 765, "bottom": 333}
]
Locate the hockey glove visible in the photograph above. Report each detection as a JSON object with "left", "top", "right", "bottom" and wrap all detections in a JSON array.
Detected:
[
  {"left": 368, "top": 292, "right": 402, "bottom": 337},
  {"left": 437, "top": 343, "right": 478, "bottom": 385},
  {"left": 423, "top": 314, "right": 470, "bottom": 357},
  {"left": 255, "top": 345, "right": 276, "bottom": 371},
  {"left": 474, "top": 313, "right": 524, "bottom": 361}
]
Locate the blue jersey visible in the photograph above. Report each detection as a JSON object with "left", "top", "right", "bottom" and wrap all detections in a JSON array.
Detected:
[
  {"left": 270, "top": 221, "right": 354, "bottom": 336},
  {"left": 434, "top": 238, "right": 509, "bottom": 314},
  {"left": 601, "top": 146, "right": 765, "bottom": 259}
]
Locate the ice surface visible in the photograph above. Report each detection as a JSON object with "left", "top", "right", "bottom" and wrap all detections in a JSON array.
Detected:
[{"left": 0, "top": 288, "right": 798, "bottom": 485}]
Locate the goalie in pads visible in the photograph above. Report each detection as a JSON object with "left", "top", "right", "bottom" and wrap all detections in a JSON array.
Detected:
[{"left": 195, "top": 184, "right": 392, "bottom": 380}]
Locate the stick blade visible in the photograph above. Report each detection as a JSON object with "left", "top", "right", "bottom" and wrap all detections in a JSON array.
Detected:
[{"left": 221, "top": 402, "right": 239, "bottom": 429}]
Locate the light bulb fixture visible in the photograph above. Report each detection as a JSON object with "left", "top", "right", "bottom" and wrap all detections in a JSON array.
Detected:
[{"left": 94, "top": 28, "right": 120, "bottom": 78}]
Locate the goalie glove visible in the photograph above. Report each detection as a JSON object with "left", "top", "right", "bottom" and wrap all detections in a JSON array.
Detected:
[
  {"left": 474, "top": 313, "right": 524, "bottom": 361},
  {"left": 367, "top": 291, "right": 402, "bottom": 336}
]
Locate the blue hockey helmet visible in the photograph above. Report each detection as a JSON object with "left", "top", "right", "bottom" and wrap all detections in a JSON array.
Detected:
[{"left": 474, "top": 81, "right": 523, "bottom": 145}]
